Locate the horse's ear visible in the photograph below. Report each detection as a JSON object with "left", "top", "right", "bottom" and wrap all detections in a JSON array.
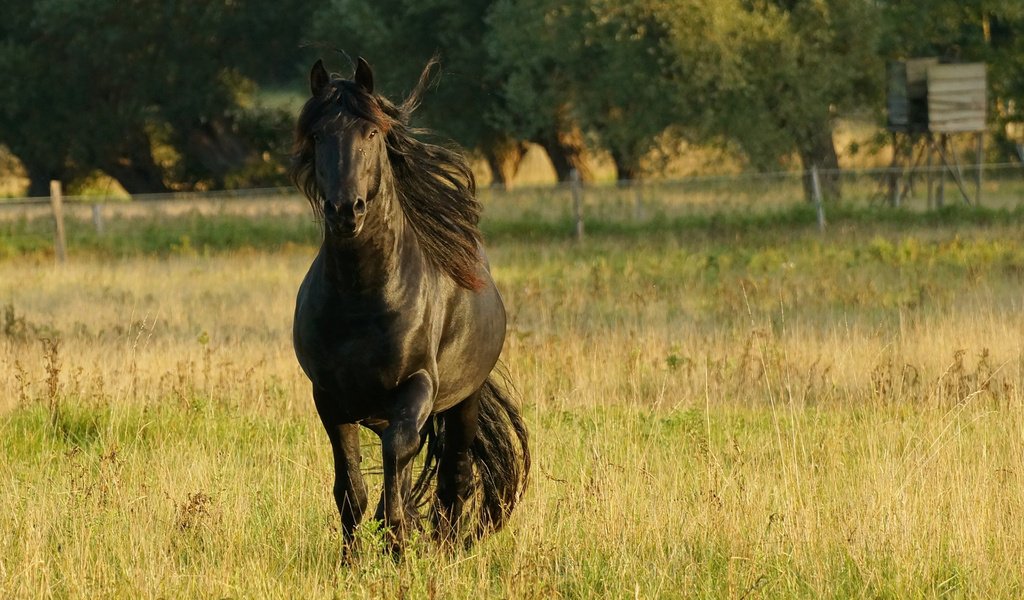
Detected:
[
  {"left": 310, "top": 59, "right": 329, "bottom": 97},
  {"left": 354, "top": 57, "right": 374, "bottom": 94}
]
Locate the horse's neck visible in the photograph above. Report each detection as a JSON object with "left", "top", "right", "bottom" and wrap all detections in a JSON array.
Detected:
[{"left": 321, "top": 187, "right": 422, "bottom": 297}]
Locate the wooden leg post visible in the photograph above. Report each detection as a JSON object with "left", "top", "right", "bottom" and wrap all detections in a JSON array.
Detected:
[{"left": 975, "top": 132, "right": 983, "bottom": 207}]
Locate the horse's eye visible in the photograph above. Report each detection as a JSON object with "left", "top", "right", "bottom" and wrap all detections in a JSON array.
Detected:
[{"left": 368, "top": 129, "right": 378, "bottom": 139}]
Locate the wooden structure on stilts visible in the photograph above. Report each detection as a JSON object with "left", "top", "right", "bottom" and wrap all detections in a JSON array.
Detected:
[{"left": 886, "top": 58, "right": 987, "bottom": 207}]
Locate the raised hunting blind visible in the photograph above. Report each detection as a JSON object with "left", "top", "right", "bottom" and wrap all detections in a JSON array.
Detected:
[
  {"left": 886, "top": 58, "right": 936, "bottom": 133},
  {"left": 885, "top": 59, "right": 987, "bottom": 206}
]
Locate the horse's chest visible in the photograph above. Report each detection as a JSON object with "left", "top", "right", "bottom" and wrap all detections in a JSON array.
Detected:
[{"left": 295, "top": 306, "right": 431, "bottom": 399}]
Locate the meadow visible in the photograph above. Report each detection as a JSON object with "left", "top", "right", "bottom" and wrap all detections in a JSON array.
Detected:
[{"left": 1, "top": 198, "right": 1024, "bottom": 598}]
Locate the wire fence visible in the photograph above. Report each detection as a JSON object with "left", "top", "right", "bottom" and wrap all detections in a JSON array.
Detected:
[
  {"left": 474, "top": 163, "right": 1024, "bottom": 229},
  {"left": 3, "top": 163, "right": 1024, "bottom": 234}
]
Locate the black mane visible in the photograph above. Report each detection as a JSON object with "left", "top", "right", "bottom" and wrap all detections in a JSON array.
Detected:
[{"left": 290, "top": 59, "right": 485, "bottom": 290}]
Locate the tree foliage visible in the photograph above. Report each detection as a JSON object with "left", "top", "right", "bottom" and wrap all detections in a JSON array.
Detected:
[
  {"left": 487, "top": 0, "right": 883, "bottom": 189},
  {"left": 485, "top": 0, "right": 596, "bottom": 181},
  {"left": 0, "top": 0, "right": 1022, "bottom": 196},
  {"left": 0, "top": 0, "right": 311, "bottom": 195},
  {"left": 488, "top": 0, "right": 684, "bottom": 182},
  {"left": 310, "top": 0, "right": 535, "bottom": 186}
]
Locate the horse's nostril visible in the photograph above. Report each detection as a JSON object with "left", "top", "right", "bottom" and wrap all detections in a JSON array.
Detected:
[{"left": 354, "top": 197, "right": 367, "bottom": 214}]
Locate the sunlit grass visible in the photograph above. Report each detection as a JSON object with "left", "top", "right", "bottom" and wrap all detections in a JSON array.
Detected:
[{"left": 2, "top": 213, "right": 1024, "bottom": 597}]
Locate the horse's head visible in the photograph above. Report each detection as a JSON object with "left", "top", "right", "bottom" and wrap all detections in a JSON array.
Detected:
[
  {"left": 291, "top": 56, "right": 486, "bottom": 289},
  {"left": 294, "top": 57, "right": 392, "bottom": 239}
]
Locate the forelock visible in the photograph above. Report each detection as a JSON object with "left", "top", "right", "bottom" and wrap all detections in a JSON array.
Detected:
[{"left": 323, "top": 79, "right": 395, "bottom": 133}]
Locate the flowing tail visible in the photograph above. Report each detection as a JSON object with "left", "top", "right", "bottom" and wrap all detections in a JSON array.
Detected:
[
  {"left": 470, "top": 373, "right": 531, "bottom": 536},
  {"left": 410, "top": 368, "right": 530, "bottom": 542}
]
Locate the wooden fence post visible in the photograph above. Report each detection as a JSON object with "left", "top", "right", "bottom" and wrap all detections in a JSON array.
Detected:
[
  {"left": 50, "top": 180, "right": 67, "bottom": 263},
  {"left": 633, "top": 182, "right": 644, "bottom": 221},
  {"left": 92, "top": 203, "right": 104, "bottom": 234},
  {"left": 811, "top": 166, "right": 826, "bottom": 234},
  {"left": 570, "top": 168, "right": 584, "bottom": 241}
]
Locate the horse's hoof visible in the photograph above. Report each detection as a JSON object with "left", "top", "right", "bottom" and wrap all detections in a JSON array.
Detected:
[{"left": 340, "top": 544, "right": 358, "bottom": 566}]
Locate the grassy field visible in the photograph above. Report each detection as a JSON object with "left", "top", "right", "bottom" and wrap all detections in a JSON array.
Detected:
[{"left": 2, "top": 205, "right": 1024, "bottom": 598}]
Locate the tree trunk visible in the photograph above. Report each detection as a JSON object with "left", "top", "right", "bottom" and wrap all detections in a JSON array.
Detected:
[
  {"left": 106, "top": 162, "right": 170, "bottom": 195},
  {"left": 103, "top": 130, "right": 170, "bottom": 195},
  {"left": 798, "top": 126, "right": 841, "bottom": 203},
  {"left": 483, "top": 138, "right": 529, "bottom": 190},
  {"left": 186, "top": 118, "right": 258, "bottom": 187},
  {"left": 610, "top": 148, "right": 640, "bottom": 185},
  {"left": 535, "top": 125, "right": 591, "bottom": 183},
  {"left": 21, "top": 159, "right": 64, "bottom": 197},
  {"left": 26, "top": 169, "right": 59, "bottom": 197}
]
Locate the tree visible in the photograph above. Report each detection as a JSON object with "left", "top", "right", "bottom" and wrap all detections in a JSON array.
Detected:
[
  {"left": 486, "top": 0, "right": 595, "bottom": 182},
  {"left": 0, "top": 0, "right": 305, "bottom": 195},
  {"left": 570, "top": 0, "right": 684, "bottom": 182},
  {"left": 311, "top": 0, "right": 531, "bottom": 187},
  {"left": 490, "top": 0, "right": 883, "bottom": 190},
  {"left": 662, "top": 0, "right": 883, "bottom": 201}
]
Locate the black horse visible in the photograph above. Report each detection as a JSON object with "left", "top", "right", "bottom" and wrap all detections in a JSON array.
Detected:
[{"left": 290, "top": 57, "right": 529, "bottom": 554}]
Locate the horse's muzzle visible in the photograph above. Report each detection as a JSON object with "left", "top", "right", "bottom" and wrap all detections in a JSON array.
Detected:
[
  {"left": 324, "top": 197, "right": 366, "bottom": 237},
  {"left": 325, "top": 215, "right": 362, "bottom": 238}
]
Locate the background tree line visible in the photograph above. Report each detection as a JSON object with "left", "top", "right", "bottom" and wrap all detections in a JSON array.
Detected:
[{"left": 1, "top": 0, "right": 1022, "bottom": 198}]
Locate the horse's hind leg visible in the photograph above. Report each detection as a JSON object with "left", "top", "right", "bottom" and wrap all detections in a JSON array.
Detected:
[{"left": 434, "top": 392, "right": 480, "bottom": 546}]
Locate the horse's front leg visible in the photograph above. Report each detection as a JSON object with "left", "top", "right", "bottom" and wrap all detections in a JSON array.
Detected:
[
  {"left": 373, "top": 371, "right": 433, "bottom": 554},
  {"left": 332, "top": 423, "right": 368, "bottom": 550},
  {"left": 314, "top": 390, "right": 368, "bottom": 555}
]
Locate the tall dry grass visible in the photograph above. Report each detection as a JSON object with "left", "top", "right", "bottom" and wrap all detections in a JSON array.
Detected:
[{"left": 1, "top": 221, "right": 1023, "bottom": 597}]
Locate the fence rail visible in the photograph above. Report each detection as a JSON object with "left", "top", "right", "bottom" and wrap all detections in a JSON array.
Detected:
[
  {"left": 3, "top": 163, "right": 1024, "bottom": 261},
  {"left": 4, "top": 163, "right": 1024, "bottom": 207},
  {"left": 0, "top": 186, "right": 297, "bottom": 207}
]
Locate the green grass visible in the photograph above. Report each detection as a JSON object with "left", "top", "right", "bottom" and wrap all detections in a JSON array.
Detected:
[
  {"left": 6, "top": 201, "right": 1024, "bottom": 260},
  {"left": 3, "top": 384, "right": 1020, "bottom": 596},
  {"left": 0, "top": 210, "right": 318, "bottom": 259}
]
